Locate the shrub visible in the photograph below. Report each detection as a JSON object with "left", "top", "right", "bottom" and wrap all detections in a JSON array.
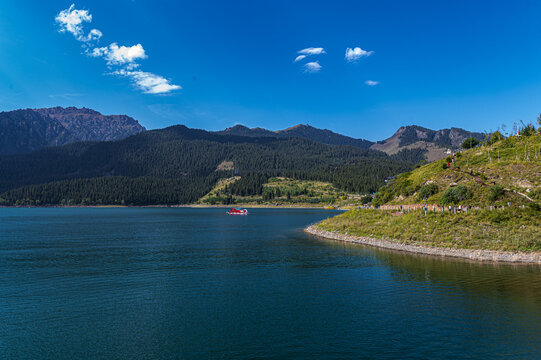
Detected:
[
  {"left": 360, "top": 195, "right": 372, "bottom": 204},
  {"left": 462, "top": 137, "right": 479, "bottom": 149},
  {"left": 528, "top": 202, "right": 541, "bottom": 212},
  {"left": 417, "top": 183, "right": 439, "bottom": 201},
  {"left": 519, "top": 123, "right": 537, "bottom": 137},
  {"left": 442, "top": 162, "right": 448, "bottom": 170},
  {"left": 488, "top": 184, "right": 505, "bottom": 202},
  {"left": 487, "top": 131, "right": 504, "bottom": 145},
  {"left": 440, "top": 185, "right": 472, "bottom": 205}
]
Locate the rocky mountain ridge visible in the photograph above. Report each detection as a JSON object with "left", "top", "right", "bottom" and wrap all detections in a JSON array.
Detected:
[
  {"left": 218, "top": 123, "right": 484, "bottom": 161},
  {"left": 1, "top": 106, "right": 483, "bottom": 161},
  {"left": 0, "top": 107, "right": 145, "bottom": 155}
]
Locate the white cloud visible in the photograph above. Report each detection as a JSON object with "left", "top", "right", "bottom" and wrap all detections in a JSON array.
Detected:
[
  {"left": 298, "top": 47, "right": 326, "bottom": 56},
  {"left": 55, "top": 4, "right": 101, "bottom": 43},
  {"left": 91, "top": 43, "right": 147, "bottom": 66},
  {"left": 55, "top": 4, "right": 180, "bottom": 95},
  {"left": 112, "top": 70, "right": 181, "bottom": 94},
  {"left": 345, "top": 47, "right": 374, "bottom": 62},
  {"left": 82, "top": 29, "right": 102, "bottom": 42},
  {"left": 294, "top": 55, "right": 307, "bottom": 62},
  {"left": 365, "top": 80, "right": 379, "bottom": 86},
  {"left": 304, "top": 61, "right": 322, "bottom": 73}
]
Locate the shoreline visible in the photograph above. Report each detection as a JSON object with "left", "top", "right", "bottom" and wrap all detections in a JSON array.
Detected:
[
  {"left": 1, "top": 204, "right": 343, "bottom": 210},
  {"left": 304, "top": 225, "right": 541, "bottom": 264}
]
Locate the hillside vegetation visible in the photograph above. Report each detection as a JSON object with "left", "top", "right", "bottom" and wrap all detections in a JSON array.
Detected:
[
  {"left": 0, "top": 125, "right": 414, "bottom": 206},
  {"left": 373, "top": 133, "right": 541, "bottom": 207},
  {"left": 317, "top": 207, "right": 541, "bottom": 252},
  {"left": 198, "top": 176, "right": 358, "bottom": 206},
  {"left": 316, "top": 130, "right": 541, "bottom": 253}
]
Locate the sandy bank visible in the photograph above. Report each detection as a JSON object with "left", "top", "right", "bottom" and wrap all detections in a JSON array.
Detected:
[{"left": 304, "top": 225, "right": 541, "bottom": 264}]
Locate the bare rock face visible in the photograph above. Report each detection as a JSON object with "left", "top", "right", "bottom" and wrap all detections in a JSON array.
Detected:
[
  {"left": 34, "top": 107, "right": 145, "bottom": 142},
  {"left": 0, "top": 107, "right": 145, "bottom": 155},
  {"left": 370, "top": 125, "right": 484, "bottom": 161}
]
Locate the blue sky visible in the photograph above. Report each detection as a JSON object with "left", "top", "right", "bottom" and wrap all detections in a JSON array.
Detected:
[{"left": 0, "top": 0, "right": 540, "bottom": 140}]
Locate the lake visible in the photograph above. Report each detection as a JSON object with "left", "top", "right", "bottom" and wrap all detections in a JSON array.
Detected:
[{"left": 1, "top": 207, "right": 540, "bottom": 359}]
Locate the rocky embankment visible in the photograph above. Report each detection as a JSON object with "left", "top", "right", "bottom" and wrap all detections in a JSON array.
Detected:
[{"left": 304, "top": 225, "right": 541, "bottom": 264}]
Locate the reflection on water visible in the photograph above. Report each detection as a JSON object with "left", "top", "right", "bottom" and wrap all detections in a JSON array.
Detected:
[
  {"left": 1, "top": 207, "right": 540, "bottom": 360},
  {"left": 319, "top": 237, "right": 541, "bottom": 309}
]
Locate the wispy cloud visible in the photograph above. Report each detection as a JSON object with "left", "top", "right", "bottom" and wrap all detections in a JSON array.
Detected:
[
  {"left": 48, "top": 93, "right": 84, "bottom": 100},
  {"left": 55, "top": 4, "right": 180, "bottom": 94},
  {"left": 365, "top": 80, "right": 379, "bottom": 86},
  {"left": 345, "top": 47, "right": 373, "bottom": 62},
  {"left": 295, "top": 47, "right": 325, "bottom": 72},
  {"left": 112, "top": 70, "right": 181, "bottom": 94},
  {"left": 298, "top": 47, "right": 326, "bottom": 56},
  {"left": 304, "top": 61, "right": 322, "bottom": 73}
]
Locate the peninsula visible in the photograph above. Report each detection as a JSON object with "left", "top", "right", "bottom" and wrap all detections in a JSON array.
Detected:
[{"left": 306, "top": 127, "right": 541, "bottom": 263}]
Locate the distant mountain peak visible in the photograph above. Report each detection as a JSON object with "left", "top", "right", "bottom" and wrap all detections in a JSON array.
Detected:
[
  {"left": 216, "top": 123, "right": 374, "bottom": 149},
  {"left": 370, "top": 125, "right": 484, "bottom": 161},
  {"left": 223, "top": 124, "right": 250, "bottom": 131},
  {"left": 0, "top": 106, "right": 145, "bottom": 155},
  {"left": 36, "top": 106, "right": 99, "bottom": 114},
  {"left": 281, "top": 124, "right": 311, "bottom": 131}
]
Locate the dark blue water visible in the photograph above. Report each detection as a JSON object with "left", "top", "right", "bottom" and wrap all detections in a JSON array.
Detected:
[{"left": 1, "top": 208, "right": 541, "bottom": 359}]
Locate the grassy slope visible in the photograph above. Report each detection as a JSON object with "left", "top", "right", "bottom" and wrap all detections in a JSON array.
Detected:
[
  {"left": 197, "top": 176, "right": 241, "bottom": 204},
  {"left": 197, "top": 177, "right": 356, "bottom": 207},
  {"left": 317, "top": 208, "right": 541, "bottom": 252},
  {"left": 317, "top": 134, "right": 541, "bottom": 252},
  {"left": 377, "top": 134, "right": 541, "bottom": 206}
]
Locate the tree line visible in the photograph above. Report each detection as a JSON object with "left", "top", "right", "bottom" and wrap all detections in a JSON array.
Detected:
[{"left": 0, "top": 125, "right": 420, "bottom": 205}]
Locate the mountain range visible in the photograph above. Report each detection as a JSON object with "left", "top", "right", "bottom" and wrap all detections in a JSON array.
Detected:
[
  {"left": 0, "top": 106, "right": 487, "bottom": 206},
  {"left": 216, "top": 124, "right": 374, "bottom": 149},
  {"left": 0, "top": 124, "right": 414, "bottom": 205},
  {"left": 0, "top": 106, "right": 484, "bottom": 161},
  {"left": 0, "top": 107, "right": 145, "bottom": 155},
  {"left": 217, "top": 123, "right": 484, "bottom": 161},
  {"left": 371, "top": 125, "right": 485, "bottom": 162}
]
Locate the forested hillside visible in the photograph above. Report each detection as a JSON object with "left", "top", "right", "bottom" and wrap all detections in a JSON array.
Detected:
[
  {"left": 217, "top": 124, "right": 374, "bottom": 148},
  {"left": 0, "top": 125, "right": 416, "bottom": 206}
]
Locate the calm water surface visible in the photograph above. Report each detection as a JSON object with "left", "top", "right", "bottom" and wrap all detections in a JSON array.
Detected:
[{"left": 1, "top": 208, "right": 540, "bottom": 359}]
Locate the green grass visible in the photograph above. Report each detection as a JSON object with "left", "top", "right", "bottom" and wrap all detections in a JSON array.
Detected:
[
  {"left": 373, "top": 134, "right": 541, "bottom": 207},
  {"left": 318, "top": 134, "right": 541, "bottom": 253},
  {"left": 198, "top": 177, "right": 357, "bottom": 206},
  {"left": 317, "top": 207, "right": 541, "bottom": 252}
]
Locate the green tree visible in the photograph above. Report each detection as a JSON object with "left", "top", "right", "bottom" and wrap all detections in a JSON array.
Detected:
[
  {"left": 461, "top": 137, "right": 479, "bottom": 149},
  {"left": 441, "top": 185, "right": 472, "bottom": 205},
  {"left": 488, "top": 185, "right": 505, "bottom": 202},
  {"left": 487, "top": 131, "right": 504, "bottom": 145}
]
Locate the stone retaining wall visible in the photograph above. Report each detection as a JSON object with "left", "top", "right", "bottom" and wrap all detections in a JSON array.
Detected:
[{"left": 304, "top": 225, "right": 541, "bottom": 264}]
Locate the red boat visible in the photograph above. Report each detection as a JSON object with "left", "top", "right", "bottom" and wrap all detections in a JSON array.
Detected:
[{"left": 227, "top": 208, "right": 248, "bottom": 215}]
